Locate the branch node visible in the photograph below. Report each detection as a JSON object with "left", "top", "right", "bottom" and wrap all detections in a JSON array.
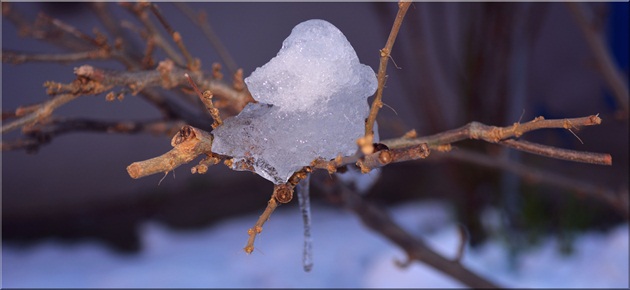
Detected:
[{"left": 273, "top": 183, "right": 294, "bottom": 204}]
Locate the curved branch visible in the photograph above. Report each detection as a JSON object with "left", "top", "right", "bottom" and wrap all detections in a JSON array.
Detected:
[{"left": 318, "top": 180, "right": 501, "bottom": 288}]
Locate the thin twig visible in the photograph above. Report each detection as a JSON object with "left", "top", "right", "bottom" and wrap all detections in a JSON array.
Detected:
[
  {"left": 384, "top": 115, "right": 602, "bottom": 147},
  {"left": 244, "top": 194, "right": 280, "bottom": 254},
  {"left": 120, "top": 2, "right": 186, "bottom": 67},
  {"left": 500, "top": 139, "right": 611, "bottom": 165},
  {"left": 244, "top": 169, "right": 310, "bottom": 254},
  {"left": 1, "top": 118, "right": 183, "bottom": 152},
  {"left": 174, "top": 3, "right": 238, "bottom": 75},
  {"left": 454, "top": 224, "right": 469, "bottom": 263},
  {"left": 2, "top": 49, "right": 110, "bottom": 64},
  {"left": 185, "top": 73, "right": 222, "bottom": 128},
  {"left": 435, "top": 148, "right": 628, "bottom": 218},
  {"left": 149, "top": 3, "right": 198, "bottom": 70},
  {"left": 65, "top": 64, "right": 250, "bottom": 115},
  {"left": 1, "top": 93, "right": 79, "bottom": 134},
  {"left": 363, "top": 0, "right": 412, "bottom": 153}
]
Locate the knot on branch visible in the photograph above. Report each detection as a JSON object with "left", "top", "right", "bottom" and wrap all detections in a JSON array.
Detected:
[
  {"left": 357, "top": 143, "right": 430, "bottom": 173},
  {"left": 157, "top": 59, "right": 179, "bottom": 89},
  {"left": 126, "top": 125, "right": 213, "bottom": 179},
  {"left": 273, "top": 184, "right": 294, "bottom": 203},
  {"left": 170, "top": 124, "right": 196, "bottom": 146}
]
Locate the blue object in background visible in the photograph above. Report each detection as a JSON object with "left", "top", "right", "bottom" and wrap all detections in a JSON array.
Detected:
[{"left": 604, "top": 2, "right": 629, "bottom": 110}]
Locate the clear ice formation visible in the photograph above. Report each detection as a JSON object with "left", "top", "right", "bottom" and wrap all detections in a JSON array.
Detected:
[{"left": 212, "top": 19, "right": 377, "bottom": 184}]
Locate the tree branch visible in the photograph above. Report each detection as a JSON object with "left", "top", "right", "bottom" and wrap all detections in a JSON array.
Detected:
[
  {"left": 1, "top": 118, "right": 183, "bottom": 152},
  {"left": 126, "top": 125, "right": 214, "bottom": 179},
  {"left": 2, "top": 49, "right": 111, "bottom": 64},
  {"left": 174, "top": 2, "right": 239, "bottom": 76},
  {"left": 500, "top": 139, "right": 611, "bottom": 165},
  {"left": 363, "top": 0, "right": 412, "bottom": 154},
  {"left": 120, "top": 2, "right": 186, "bottom": 67},
  {"left": 435, "top": 148, "right": 628, "bottom": 218},
  {"left": 377, "top": 115, "right": 610, "bottom": 166},
  {"left": 318, "top": 180, "right": 501, "bottom": 288}
]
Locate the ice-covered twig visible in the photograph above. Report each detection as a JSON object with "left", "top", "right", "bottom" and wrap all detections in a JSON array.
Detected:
[
  {"left": 363, "top": 0, "right": 412, "bottom": 153},
  {"left": 296, "top": 175, "right": 313, "bottom": 272}
]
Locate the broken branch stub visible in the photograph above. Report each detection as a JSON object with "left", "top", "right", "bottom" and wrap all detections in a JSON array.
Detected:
[{"left": 126, "top": 125, "right": 213, "bottom": 179}]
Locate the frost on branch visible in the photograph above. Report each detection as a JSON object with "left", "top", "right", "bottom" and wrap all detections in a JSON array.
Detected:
[{"left": 212, "top": 19, "right": 377, "bottom": 184}]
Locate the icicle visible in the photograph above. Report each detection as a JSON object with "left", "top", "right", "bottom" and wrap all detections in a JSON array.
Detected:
[{"left": 296, "top": 174, "right": 313, "bottom": 272}]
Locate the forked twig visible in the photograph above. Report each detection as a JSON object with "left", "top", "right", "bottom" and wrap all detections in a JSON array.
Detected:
[
  {"left": 149, "top": 3, "right": 198, "bottom": 70},
  {"left": 174, "top": 3, "right": 239, "bottom": 75}
]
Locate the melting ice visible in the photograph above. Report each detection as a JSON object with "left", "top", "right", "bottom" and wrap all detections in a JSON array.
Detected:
[{"left": 212, "top": 19, "right": 377, "bottom": 184}]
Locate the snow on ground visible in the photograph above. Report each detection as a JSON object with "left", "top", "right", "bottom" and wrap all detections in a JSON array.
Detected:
[{"left": 2, "top": 200, "right": 628, "bottom": 288}]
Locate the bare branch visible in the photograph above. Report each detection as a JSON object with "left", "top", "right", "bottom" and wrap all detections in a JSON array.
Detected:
[
  {"left": 377, "top": 115, "right": 610, "bottom": 166},
  {"left": 65, "top": 64, "right": 251, "bottom": 115},
  {"left": 500, "top": 139, "right": 611, "bottom": 165},
  {"left": 126, "top": 125, "right": 214, "bottom": 179},
  {"left": 357, "top": 143, "right": 430, "bottom": 173},
  {"left": 174, "top": 3, "right": 239, "bottom": 75},
  {"left": 1, "top": 118, "right": 183, "bottom": 152},
  {"left": 149, "top": 3, "right": 199, "bottom": 71},
  {"left": 454, "top": 224, "right": 469, "bottom": 263},
  {"left": 120, "top": 2, "right": 186, "bottom": 67},
  {"left": 435, "top": 149, "right": 628, "bottom": 218},
  {"left": 244, "top": 168, "right": 311, "bottom": 254},
  {"left": 185, "top": 73, "right": 222, "bottom": 128},
  {"left": 364, "top": 0, "right": 412, "bottom": 153},
  {"left": 2, "top": 93, "right": 80, "bottom": 134},
  {"left": 319, "top": 181, "right": 501, "bottom": 288},
  {"left": 244, "top": 194, "right": 279, "bottom": 254},
  {"left": 2, "top": 49, "right": 110, "bottom": 64}
]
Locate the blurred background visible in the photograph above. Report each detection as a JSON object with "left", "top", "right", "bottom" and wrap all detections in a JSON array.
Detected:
[{"left": 2, "top": 2, "right": 628, "bottom": 287}]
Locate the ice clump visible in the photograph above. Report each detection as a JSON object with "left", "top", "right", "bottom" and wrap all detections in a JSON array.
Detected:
[{"left": 212, "top": 19, "right": 377, "bottom": 184}]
